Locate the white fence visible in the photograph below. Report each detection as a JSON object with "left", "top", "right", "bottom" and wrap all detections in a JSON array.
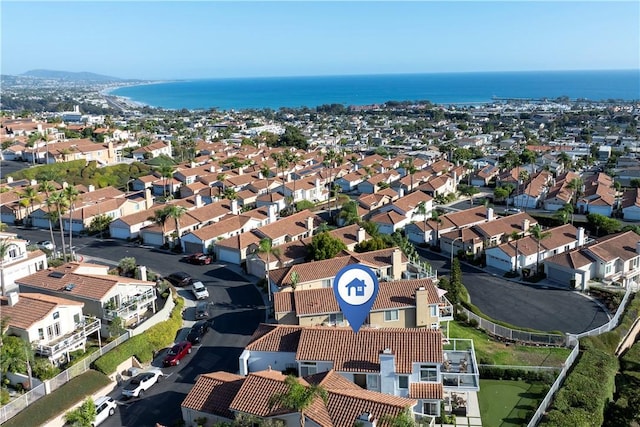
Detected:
[
  {"left": 459, "top": 307, "right": 566, "bottom": 346},
  {"left": 573, "top": 286, "right": 634, "bottom": 339},
  {"left": 0, "top": 331, "right": 131, "bottom": 425}
]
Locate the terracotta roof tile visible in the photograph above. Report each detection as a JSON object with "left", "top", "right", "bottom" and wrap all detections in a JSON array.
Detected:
[
  {"left": 0, "top": 293, "right": 82, "bottom": 330},
  {"left": 181, "top": 372, "right": 244, "bottom": 418},
  {"left": 409, "top": 382, "right": 443, "bottom": 399}
]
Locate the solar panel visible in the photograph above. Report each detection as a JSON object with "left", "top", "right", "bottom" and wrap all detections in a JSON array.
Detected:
[{"left": 48, "top": 271, "right": 65, "bottom": 278}]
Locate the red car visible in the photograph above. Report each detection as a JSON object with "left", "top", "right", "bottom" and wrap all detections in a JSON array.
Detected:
[
  {"left": 162, "top": 341, "right": 192, "bottom": 366},
  {"left": 184, "top": 253, "right": 211, "bottom": 265}
]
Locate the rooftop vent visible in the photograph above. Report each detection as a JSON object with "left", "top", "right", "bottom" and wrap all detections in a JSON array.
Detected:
[
  {"left": 63, "top": 283, "right": 76, "bottom": 291},
  {"left": 48, "top": 271, "right": 65, "bottom": 279}
]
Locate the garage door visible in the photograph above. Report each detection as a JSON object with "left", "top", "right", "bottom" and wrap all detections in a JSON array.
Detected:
[
  {"left": 184, "top": 241, "right": 204, "bottom": 254},
  {"left": 546, "top": 265, "right": 574, "bottom": 288}
]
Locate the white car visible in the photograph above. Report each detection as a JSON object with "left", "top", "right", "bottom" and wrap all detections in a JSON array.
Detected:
[
  {"left": 92, "top": 396, "right": 117, "bottom": 426},
  {"left": 191, "top": 281, "right": 209, "bottom": 300},
  {"left": 37, "top": 240, "right": 54, "bottom": 251},
  {"left": 121, "top": 367, "right": 164, "bottom": 398}
]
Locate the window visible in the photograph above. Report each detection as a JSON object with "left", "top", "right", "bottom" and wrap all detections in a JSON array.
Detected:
[
  {"left": 322, "top": 279, "right": 331, "bottom": 288},
  {"left": 74, "top": 313, "right": 80, "bottom": 325},
  {"left": 398, "top": 375, "right": 409, "bottom": 390},
  {"left": 632, "top": 257, "right": 640, "bottom": 269},
  {"left": 605, "top": 263, "right": 612, "bottom": 275},
  {"left": 47, "top": 325, "right": 54, "bottom": 339},
  {"left": 422, "top": 401, "right": 438, "bottom": 415},
  {"left": 420, "top": 365, "right": 438, "bottom": 382},
  {"left": 384, "top": 310, "right": 399, "bottom": 322},
  {"left": 300, "top": 362, "right": 317, "bottom": 376},
  {"left": 430, "top": 305, "right": 437, "bottom": 317},
  {"left": 329, "top": 313, "right": 344, "bottom": 324},
  {"left": 367, "top": 374, "right": 379, "bottom": 390},
  {"left": 53, "top": 311, "right": 60, "bottom": 320},
  {"left": 38, "top": 328, "right": 44, "bottom": 340},
  {"left": 54, "top": 322, "right": 61, "bottom": 336}
]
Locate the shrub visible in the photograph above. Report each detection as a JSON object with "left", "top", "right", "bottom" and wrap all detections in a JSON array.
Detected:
[
  {"left": 2, "top": 370, "right": 110, "bottom": 427},
  {"left": 32, "top": 357, "right": 61, "bottom": 380},
  {"left": 0, "top": 388, "right": 9, "bottom": 405},
  {"left": 93, "top": 293, "right": 184, "bottom": 374},
  {"left": 468, "top": 318, "right": 479, "bottom": 328}
]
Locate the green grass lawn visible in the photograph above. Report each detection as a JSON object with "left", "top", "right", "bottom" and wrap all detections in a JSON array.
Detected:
[
  {"left": 447, "top": 321, "right": 571, "bottom": 367},
  {"left": 478, "top": 379, "right": 548, "bottom": 427}
]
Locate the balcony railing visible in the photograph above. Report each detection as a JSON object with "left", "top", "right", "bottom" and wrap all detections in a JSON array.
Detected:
[
  {"left": 441, "top": 339, "right": 480, "bottom": 391},
  {"left": 34, "top": 317, "right": 101, "bottom": 357},
  {"left": 439, "top": 299, "right": 454, "bottom": 321},
  {"left": 104, "top": 289, "right": 156, "bottom": 321}
]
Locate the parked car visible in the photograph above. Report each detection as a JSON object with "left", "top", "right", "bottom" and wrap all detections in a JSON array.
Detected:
[
  {"left": 186, "top": 320, "right": 210, "bottom": 344},
  {"left": 191, "top": 280, "right": 209, "bottom": 300},
  {"left": 93, "top": 396, "right": 117, "bottom": 426},
  {"left": 36, "top": 240, "right": 55, "bottom": 251},
  {"left": 165, "top": 271, "right": 192, "bottom": 287},
  {"left": 184, "top": 253, "right": 211, "bottom": 265},
  {"left": 505, "top": 208, "right": 522, "bottom": 214},
  {"left": 162, "top": 341, "right": 193, "bottom": 366},
  {"left": 195, "top": 301, "right": 209, "bottom": 319},
  {"left": 121, "top": 367, "right": 164, "bottom": 398}
]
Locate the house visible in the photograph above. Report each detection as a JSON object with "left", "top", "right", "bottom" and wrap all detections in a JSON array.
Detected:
[
  {"left": 358, "top": 171, "right": 401, "bottom": 194},
  {"left": 181, "top": 369, "right": 418, "bottom": 427},
  {"left": 251, "top": 210, "right": 322, "bottom": 247},
  {"left": 0, "top": 292, "right": 100, "bottom": 364},
  {"left": 510, "top": 171, "right": 552, "bottom": 210},
  {"left": 543, "top": 172, "right": 580, "bottom": 211},
  {"left": 0, "top": 232, "right": 48, "bottom": 295},
  {"left": 470, "top": 165, "right": 499, "bottom": 187},
  {"left": 378, "top": 191, "right": 433, "bottom": 221},
  {"left": 335, "top": 170, "right": 368, "bottom": 193},
  {"left": 576, "top": 173, "right": 617, "bottom": 217},
  {"left": 180, "top": 214, "right": 262, "bottom": 254},
  {"left": 485, "top": 225, "right": 583, "bottom": 274},
  {"left": 16, "top": 262, "right": 157, "bottom": 336},
  {"left": 369, "top": 210, "right": 410, "bottom": 234},
  {"left": 622, "top": 188, "right": 640, "bottom": 221},
  {"left": 267, "top": 248, "right": 409, "bottom": 293},
  {"left": 405, "top": 206, "right": 493, "bottom": 246},
  {"left": 274, "top": 278, "right": 454, "bottom": 330},
  {"left": 132, "top": 141, "right": 172, "bottom": 161},
  {"left": 417, "top": 175, "right": 454, "bottom": 197},
  {"left": 238, "top": 324, "right": 479, "bottom": 418},
  {"left": 544, "top": 230, "right": 640, "bottom": 290}
]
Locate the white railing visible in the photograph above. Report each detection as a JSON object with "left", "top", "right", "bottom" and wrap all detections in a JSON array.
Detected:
[
  {"left": 34, "top": 318, "right": 101, "bottom": 357},
  {"left": 573, "top": 286, "right": 634, "bottom": 339},
  {"left": 459, "top": 306, "right": 566, "bottom": 346}
]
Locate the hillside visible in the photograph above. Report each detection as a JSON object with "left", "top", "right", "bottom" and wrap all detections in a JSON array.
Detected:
[{"left": 21, "top": 69, "right": 124, "bottom": 82}]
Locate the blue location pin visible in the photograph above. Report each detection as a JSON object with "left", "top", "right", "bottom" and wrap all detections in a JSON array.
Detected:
[{"left": 333, "top": 264, "right": 380, "bottom": 333}]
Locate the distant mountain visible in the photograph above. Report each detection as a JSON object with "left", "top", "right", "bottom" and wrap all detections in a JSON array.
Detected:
[{"left": 21, "top": 69, "right": 125, "bottom": 82}]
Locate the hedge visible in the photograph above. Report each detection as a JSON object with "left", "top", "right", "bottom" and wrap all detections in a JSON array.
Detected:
[
  {"left": 93, "top": 293, "right": 184, "bottom": 374},
  {"left": 479, "top": 366, "right": 557, "bottom": 384},
  {"left": 460, "top": 299, "right": 561, "bottom": 335},
  {"left": 2, "top": 370, "right": 111, "bottom": 427}
]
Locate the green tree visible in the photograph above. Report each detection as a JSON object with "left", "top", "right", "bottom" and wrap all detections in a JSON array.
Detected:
[
  {"left": 88, "top": 214, "right": 113, "bottom": 236},
  {"left": 509, "top": 231, "right": 522, "bottom": 274},
  {"left": 49, "top": 190, "right": 69, "bottom": 260},
  {"left": 567, "top": 178, "right": 584, "bottom": 207},
  {"left": 338, "top": 200, "right": 360, "bottom": 226},
  {"left": 148, "top": 206, "right": 171, "bottom": 246},
  {"left": 256, "top": 238, "right": 281, "bottom": 301},
  {"left": 493, "top": 187, "right": 510, "bottom": 203},
  {"left": 554, "top": 204, "right": 573, "bottom": 225},
  {"left": 0, "top": 335, "right": 34, "bottom": 388},
  {"left": 158, "top": 165, "right": 175, "bottom": 198},
  {"left": 587, "top": 213, "right": 621, "bottom": 237},
  {"left": 107, "top": 316, "right": 126, "bottom": 338},
  {"left": 267, "top": 375, "right": 328, "bottom": 427},
  {"left": 308, "top": 232, "right": 347, "bottom": 261},
  {"left": 379, "top": 408, "right": 416, "bottom": 427},
  {"left": 166, "top": 204, "right": 188, "bottom": 250},
  {"left": 38, "top": 180, "right": 57, "bottom": 248},
  {"left": 64, "top": 397, "right": 96, "bottom": 427},
  {"left": 458, "top": 184, "right": 480, "bottom": 206},
  {"left": 354, "top": 237, "right": 389, "bottom": 253},
  {"left": 63, "top": 185, "right": 80, "bottom": 259}
]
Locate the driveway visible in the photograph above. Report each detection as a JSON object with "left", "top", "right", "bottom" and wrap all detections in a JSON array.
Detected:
[{"left": 418, "top": 248, "right": 609, "bottom": 334}]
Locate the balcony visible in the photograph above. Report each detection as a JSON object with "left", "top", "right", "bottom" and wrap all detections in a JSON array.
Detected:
[
  {"left": 34, "top": 317, "right": 101, "bottom": 358},
  {"left": 438, "top": 299, "right": 454, "bottom": 321},
  {"left": 104, "top": 289, "right": 156, "bottom": 321},
  {"left": 441, "top": 339, "right": 480, "bottom": 391}
]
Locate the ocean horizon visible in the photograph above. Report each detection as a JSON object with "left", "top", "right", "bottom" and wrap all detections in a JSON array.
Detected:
[{"left": 109, "top": 69, "right": 640, "bottom": 111}]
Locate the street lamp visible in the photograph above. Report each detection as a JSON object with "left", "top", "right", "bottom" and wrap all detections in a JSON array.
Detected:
[{"left": 451, "top": 236, "right": 463, "bottom": 266}]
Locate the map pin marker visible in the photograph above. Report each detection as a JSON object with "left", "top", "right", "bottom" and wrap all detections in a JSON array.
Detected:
[{"left": 333, "top": 264, "right": 380, "bottom": 334}]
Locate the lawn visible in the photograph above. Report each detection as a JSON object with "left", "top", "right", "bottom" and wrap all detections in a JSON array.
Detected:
[
  {"left": 478, "top": 379, "right": 548, "bottom": 426},
  {"left": 447, "top": 321, "right": 571, "bottom": 367}
]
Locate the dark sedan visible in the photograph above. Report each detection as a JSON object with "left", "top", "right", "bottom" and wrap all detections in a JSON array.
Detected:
[
  {"left": 183, "top": 253, "right": 211, "bottom": 265},
  {"left": 186, "top": 320, "right": 211, "bottom": 344},
  {"left": 162, "top": 341, "right": 192, "bottom": 366},
  {"left": 165, "top": 271, "right": 192, "bottom": 287}
]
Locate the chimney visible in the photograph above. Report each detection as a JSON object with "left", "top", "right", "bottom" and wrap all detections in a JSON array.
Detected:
[
  {"left": 306, "top": 216, "right": 314, "bottom": 232},
  {"left": 195, "top": 194, "right": 203, "bottom": 208},
  {"left": 379, "top": 348, "right": 396, "bottom": 396},
  {"left": 268, "top": 204, "right": 277, "bottom": 224},
  {"left": 315, "top": 178, "right": 321, "bottom": 191},
  {"left": 210, "top": 165, "right": 216, "bottom": 173},
  {"left": 577, "top": 227, "right": 585, "bottom": 247},
  {"left": 487, "top": 207, "right": 494, "bottom": 221},
  {"left": 238, "top": 167, "right": 243, "bottom": 176},
  {"left": 399, "top": 187, "right": 405, "bottom": 198},
  {"left": 357, "top": 413, "right": 376, "bottom": 427},
  {"left": 137, "top": 265, "right": 147, "bottom": 282},
  {"left": 522, "top": 219, "right": 530, "bottom": 232},
  {"left": 415, "top": 286, "right": 430, "bottom": 327},
  {"left": 7, "top": 292, "right": 19, "bottom": 306},
  {"left": 145, "top": 188, "right": 153, "bottom": 209},
  {"left": 88, "top": 184, "right": 95, "bottom": 192},
  {"left": 231, "top": 199, "right": 239, "bottom": 215},
  {"left": 357, "top": 227, "right": 366, "bottom": 243},
  {"left": 392, "top": 248, "right": 403, "bottom": 280}
]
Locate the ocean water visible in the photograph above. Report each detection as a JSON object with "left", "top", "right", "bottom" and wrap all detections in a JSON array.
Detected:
[{"left": 109, "top": 70, "right": 640, "bottom": 111}]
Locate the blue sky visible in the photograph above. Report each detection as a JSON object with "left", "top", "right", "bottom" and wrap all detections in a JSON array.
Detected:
[{"left": 2, "top": 1, "right": 638, "bottom": 79}]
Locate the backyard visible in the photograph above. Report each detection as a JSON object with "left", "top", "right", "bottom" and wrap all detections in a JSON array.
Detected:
[
  {"left": 478, "top": 379, "right": 548, "bottom": 426},
  {"left": 447, "top": 321, "right": 571, "bottom": 367}
]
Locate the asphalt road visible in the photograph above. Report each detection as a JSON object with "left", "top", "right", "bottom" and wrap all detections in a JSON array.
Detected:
[{"left": 417, "top": 247, "right": 609, "bottom": 334}]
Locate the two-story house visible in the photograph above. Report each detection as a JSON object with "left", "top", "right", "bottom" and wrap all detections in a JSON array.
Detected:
[
  {"left": 16, "top": 262, "right": 157, "bottom": 336},
  {"left": 0, "top": 232, "right": 48, "bottom": 295},
  {"left": 1, "top": 292, "right": 100, "bottom": 364},
  {"left": 238, "top": 324, "right": 479, "bottom": 420},
  {"left": 274, "top": 278, "right": 453, "bottom": 332}
]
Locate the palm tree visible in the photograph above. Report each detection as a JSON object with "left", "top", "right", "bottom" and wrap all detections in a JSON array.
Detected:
[
  {"left": 430, "top": 209, "right": 442, "bottom": 248},
  {"left": 260, "top": 164, "right": 272, "bottom": 193},
  {"left": 267, "top": 375, "right": 328, "bottom": 427},
  {"left": 63, "top": 186, "right": 80, "bottom": 260},
  {"left": 567, "top": 177, "right": 584, "bottom": 207},
  {"left": 530, "top": 224, "right": 551, "bottom": 276},
  {"left": 402, "top": 157, "right": 417, "bottom": 191},
  {"left": 0, "top": 238, "right": 11, "bottom": 295},
  {"left": 256, "top": 238, "right": 281, "bottom": 302},
  {"left": 38, "top": 181, "right": 57, "bottom": 248},
  {"left": 148, "top": 206, "right": 171, "bottom": 247},
  {"left": 49, "top": 191, "right": 68, "bottom": 260},
  {"left": 286, "top": 152, "right": 301, "bottom": 212},
  {"left": 19, "top": 186, "right": 40, "bottom": 219},
  {"left": 509, "top": 230, "right": 522, "bottom": 274},
  {"left": 165, "top": 204, "right": 187, "bottom": 250},
  {"left": 158, "top": 165, "right": 175, "bottom": 198}
]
